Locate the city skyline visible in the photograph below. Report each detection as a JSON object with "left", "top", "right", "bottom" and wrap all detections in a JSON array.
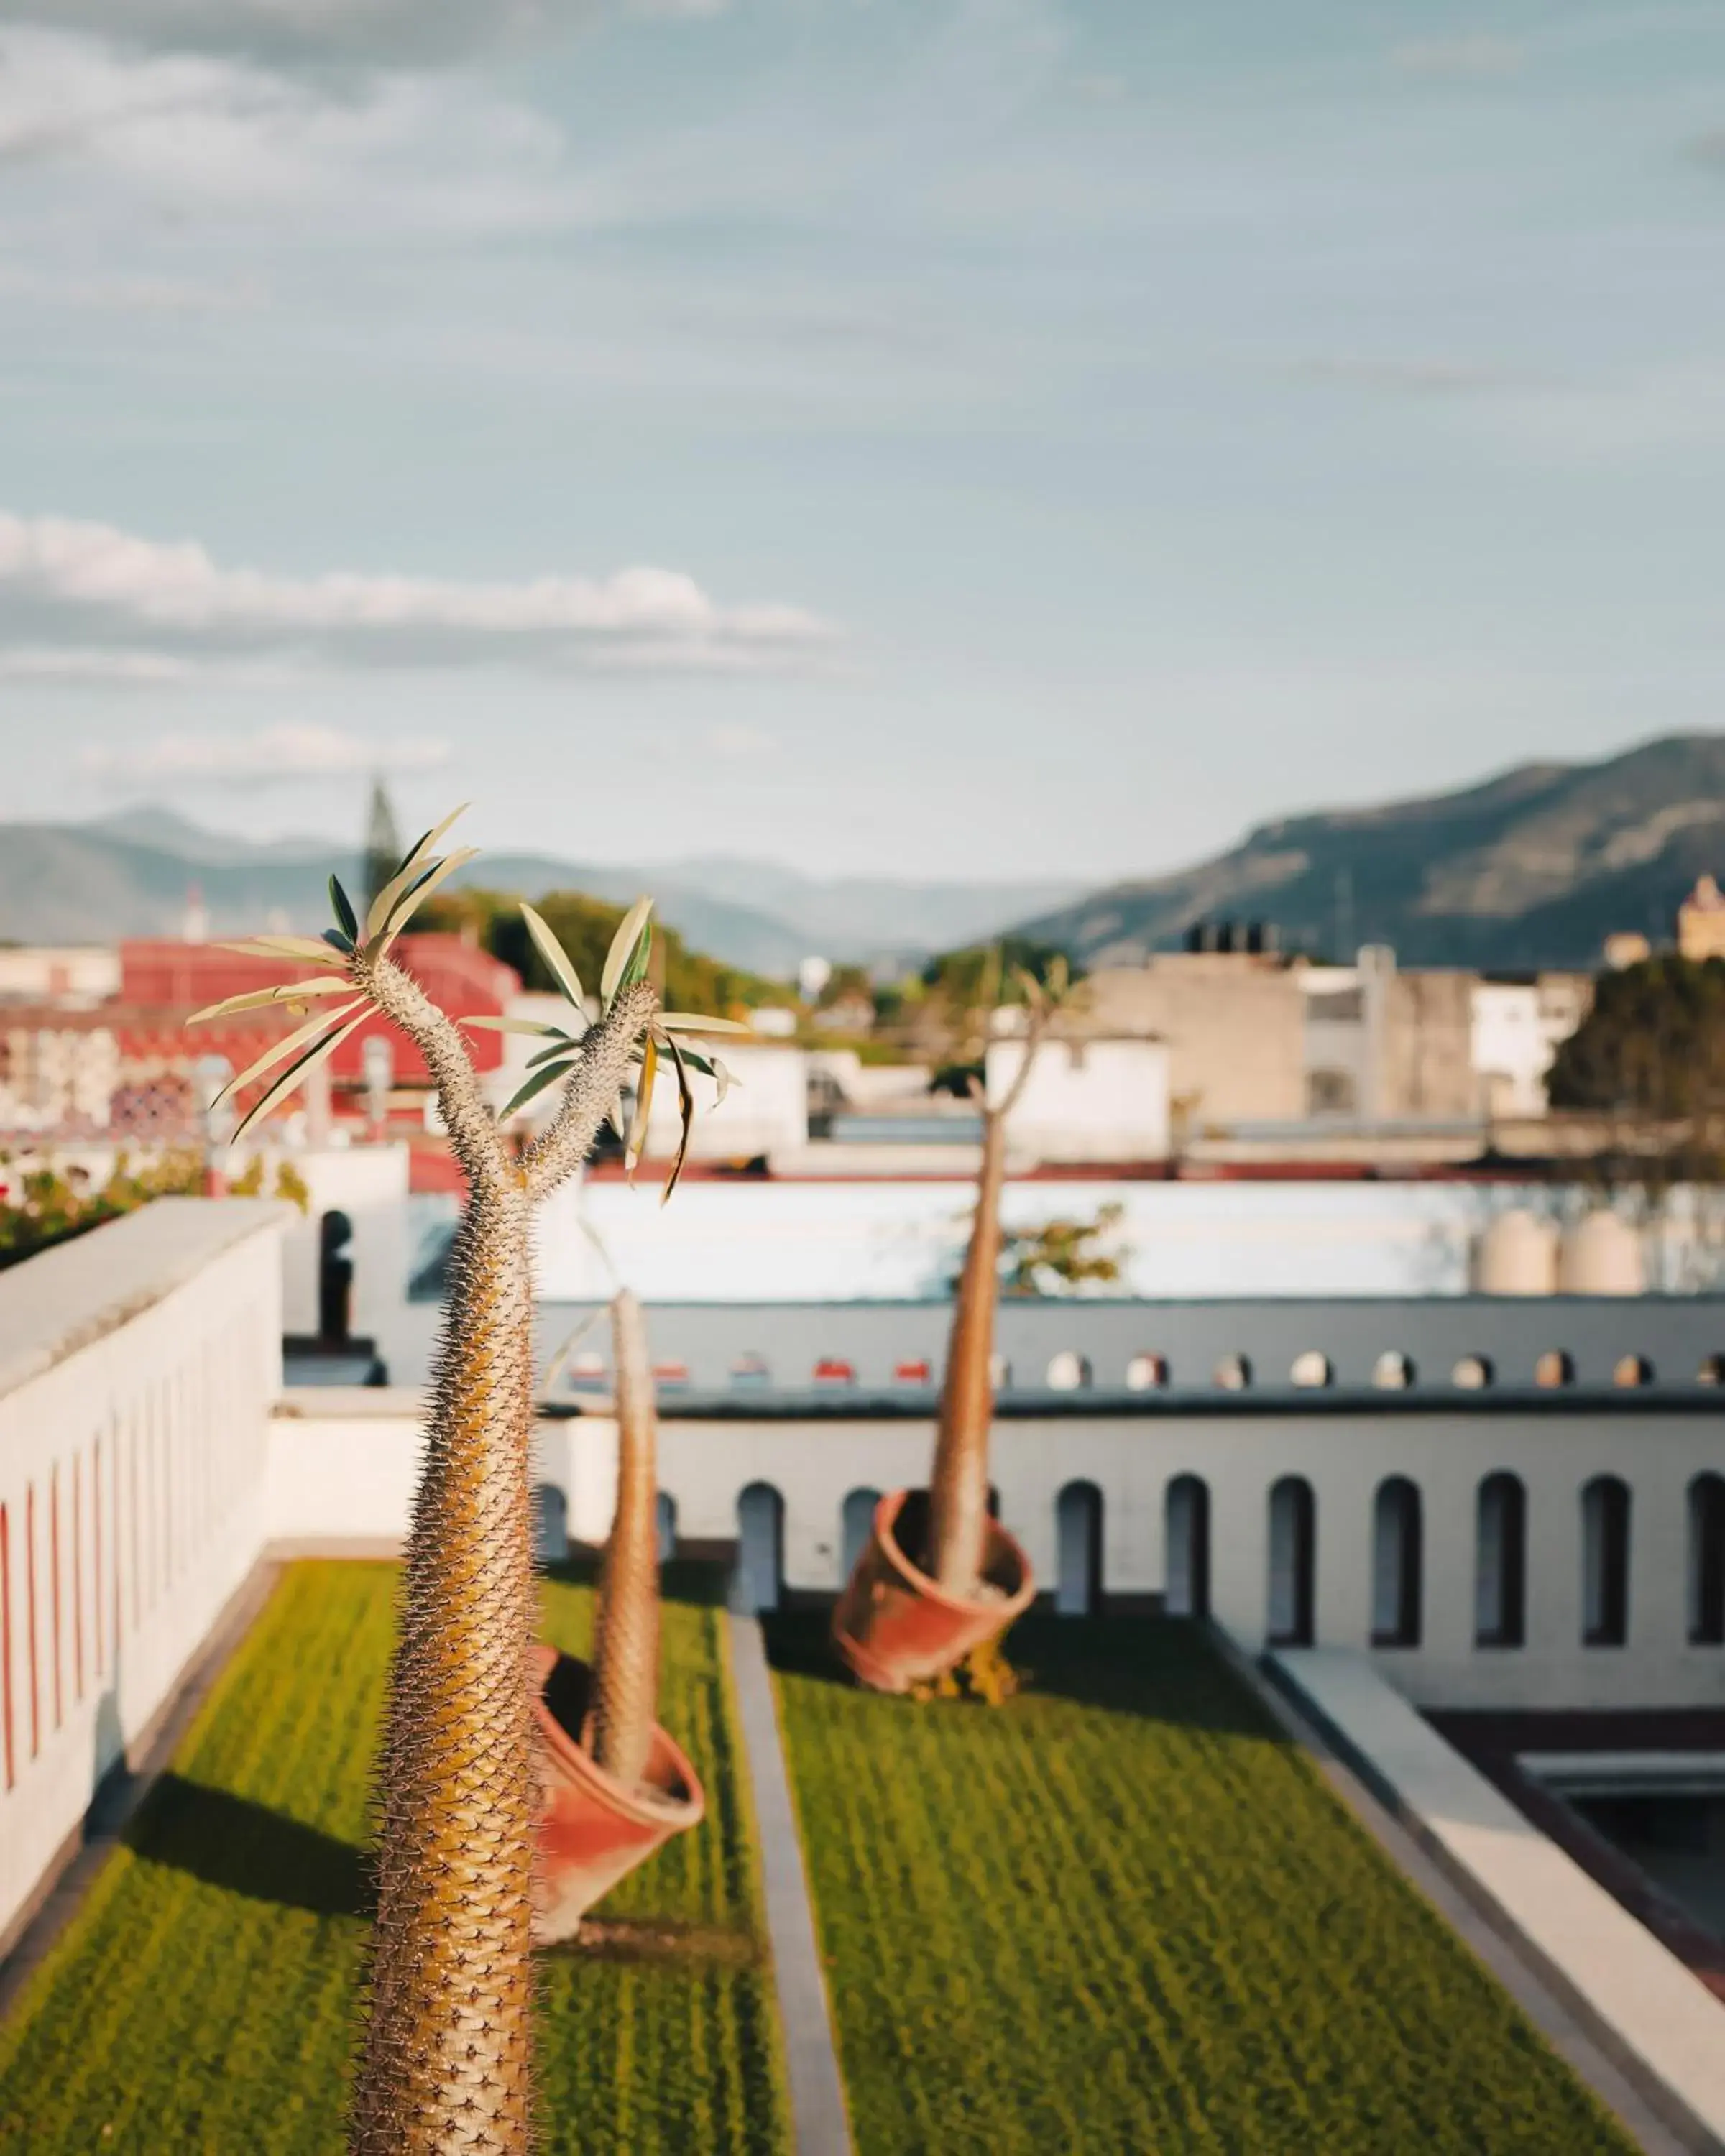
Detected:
[{"left": 2, "top": 0, "right": 1724, "bottom": 878}]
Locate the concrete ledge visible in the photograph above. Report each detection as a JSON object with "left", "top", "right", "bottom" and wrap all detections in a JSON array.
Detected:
[
  {"left": 0, "top": 1197, "right": 286, "bottom": 1405},
  {"left": 1271, "top": 1648, "right": 1725, "bottom": 2155}
]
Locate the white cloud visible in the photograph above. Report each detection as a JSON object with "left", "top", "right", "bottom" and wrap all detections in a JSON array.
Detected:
[
  {"left": 0, "top": 508, "right": 839, "bottom": 675},
  {"left": 0, "top": 27, "right": 571, "bottom": 234},
  {"left": 1392, "top": 37, "right": 1523, "bottom": 81},
  {"left": 80, "top": 722, "right": 450, "bottom": 785},
  {"left": 0, "top": 2, "right": 589, "bottom": 66}
]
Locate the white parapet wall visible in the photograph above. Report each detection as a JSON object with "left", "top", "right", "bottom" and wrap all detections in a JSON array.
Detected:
[
  {"left": 0, "top": 1199, "right": 286, "bottom": 1949},
  {"left": 1271, "top": 1649, "right": 1725, "bottom": 2152},
  {"left": 262, "top": 1392, "right": 1725, "bottom": 1715}
]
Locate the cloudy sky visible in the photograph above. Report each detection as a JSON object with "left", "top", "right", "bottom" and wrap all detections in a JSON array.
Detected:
[{"left": 1, "top": 0, "right": 1723, "bottom": 880}]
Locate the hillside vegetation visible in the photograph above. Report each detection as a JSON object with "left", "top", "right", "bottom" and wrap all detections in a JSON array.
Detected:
[
  {"left": 418, "top": 885, "right": 786, "bottom": 1013},
  {"left": 1016, "top": 733, "right": 1725, "bottom": 971}
]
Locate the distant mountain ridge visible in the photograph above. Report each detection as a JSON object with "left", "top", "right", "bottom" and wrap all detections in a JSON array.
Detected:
[
  {"left": 0, "top": 809, "right": 1077, "bottom": 976},
  {"left": 1013, "top": 734, "right": 1725, "bottom": 972}
]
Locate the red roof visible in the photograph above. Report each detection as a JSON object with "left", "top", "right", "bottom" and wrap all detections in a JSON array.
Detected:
[{"left": 118, "top": 935, "right": 521, "bottom": 1082}]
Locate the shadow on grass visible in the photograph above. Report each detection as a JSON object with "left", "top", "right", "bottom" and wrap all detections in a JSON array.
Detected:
[
  {"left": 126, "top": 1772, "right": 369, "bottom": 1919},
  {"left": 542, "top": 1916, "right": 763, "bottom": 1971},
  {"left": 764, "top": 1608, "right": 1282, "bottom": 1741},
  {"left": 544, "top": 1556, "right": 727, "bottom": 1612}
]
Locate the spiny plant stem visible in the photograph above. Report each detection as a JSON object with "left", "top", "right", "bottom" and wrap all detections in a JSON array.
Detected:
[
  {"left": 928, "top": 1113, "right": 1006, "bottom": 1595},
  {"left": 349, "top": 954, "right": 655, "bottom": 2156},
  {"left": 589, "top": 1290, "right": 661, "bottom": 1788},
  {"left": 926, "top": 990, "right": 1057, "bottom": 1600}
]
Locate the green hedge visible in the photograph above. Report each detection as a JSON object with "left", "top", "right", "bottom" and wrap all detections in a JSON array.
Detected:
[
  {"left": 768, "top": 1611, "right": 1634, "bottom": 2156},
  {"left": 0, "top": 1562, "right": 790, "bottom": 2155}
]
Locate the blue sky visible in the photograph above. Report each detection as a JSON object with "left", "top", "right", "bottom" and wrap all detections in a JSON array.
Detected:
[{"left": 1, "top": 0, "right": 1722, "bottom": 880}]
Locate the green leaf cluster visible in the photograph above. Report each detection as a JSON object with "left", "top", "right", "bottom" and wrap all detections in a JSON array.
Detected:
[{"left": 1000, "top": 1200, "right": 1127, "bottom": 1296}]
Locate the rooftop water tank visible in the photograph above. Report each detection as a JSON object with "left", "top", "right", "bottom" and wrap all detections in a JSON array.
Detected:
[
  {"left": 1475, "top": 1208, "right": 1558, "bottom": 1295},
  {"left": 1558, "top": 1210, "right": 1644, "bottom": 1296}
]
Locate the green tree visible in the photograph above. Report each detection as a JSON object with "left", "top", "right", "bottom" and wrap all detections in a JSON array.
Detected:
[
  {"left": 1000, "top": 1202, "right": 1127, "bottom": 1296},
  {"left": 0, "top": 1151, "right": 203, "bottom": 1271},
  {"left": 1547, "top": 956, "right": 1725, "bottom": 1184},
  {"left": 420, "top": 884, "right": 783, "bottom": 1016}
]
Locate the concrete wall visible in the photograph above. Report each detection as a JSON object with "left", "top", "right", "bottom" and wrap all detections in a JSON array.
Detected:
[
  {"left": 1078, "top": 959, "right": 1306, "bottom": 1126},
  {"left": 983, "top": 1033, "right": 1170, "bottom": 1162},
  {"left": 526, "top": 1291, "right": 1725, "bottom": 1397},
  {"left": 258, "top": 1391, "right": 1725, "bottom": 1715},
  {"left": 530, "top": 1176, "right": 1532, "bottom": 1307},
  {"left": 274, "top": 1144, "right": 411, "bottom": 1359},
  {"left": 0, "top": 1201, "right": 285, "bottom": 1946}
]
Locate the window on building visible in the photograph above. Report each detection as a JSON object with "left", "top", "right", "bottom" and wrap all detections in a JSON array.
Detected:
[
  {"left": 840, "top": 1488, "right": 881, "bottom": 1577},
  {"left": 1475, "top": 1473, "right": 1527, "bottom": 1648},
  {"left": 1054, "top": 1482, "right": 1103, "bottom": 1617},
  {"left": 1290, "top": 1351, "right": 1332, "bottom": 1390},
  {"left": 1535, "top": 1351, "right": 1573, "bottom": 1389},
  {"left": 1164, "top": 1476, "right": 1210, "bottom": 1619},
  {"left": 1688, "top": 1473, "right": 1725, "bottom": 1646},
  {"left": 1307, "top": 1069, "right": 1358, "bottom": 1116},
  {"left": 1371, "top": 1478, "right": 1422, "bottom": 1648},
  {"left": 1215, "top": 1354, "right": 1252, "bottom": 1393},
  {"left": 1452, "top": 1355, "right": 1493, "bottom": 1391},
  {"left": 733, "top": 1484, "right": 785, "bottom": 1615},
  {"left": 1046, "top": 1350, "right": 1091, "bottom": 1392},
  {"left": 1266, "top": 1477, "right": 1315, "bottom": 1646},
  {"left": 1581, "top": 1475, "right": 1631, "bottom": 1647},
  {"left": 1612, "top": 1354, "right": 1652, "bottom": 1389},
  {"left": 1126, "top": 1353, "right": 1168, "bottom": 1392}
]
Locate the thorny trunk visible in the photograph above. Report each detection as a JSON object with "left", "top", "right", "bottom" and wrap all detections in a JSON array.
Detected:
[
  {"left": 928, "top": 1113, "right": 1006, "bottom": 1596},
  {"left": 351, "top": 1194, "right": 538, "bottom": 2156},
  {"left": 589, "top": 1290, "right": 661, "bottom": 1788}
]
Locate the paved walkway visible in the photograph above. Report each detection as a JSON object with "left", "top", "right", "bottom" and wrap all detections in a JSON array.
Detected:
[{"left": 726, "top": 1613, "right": 855, "bottom": 2156}]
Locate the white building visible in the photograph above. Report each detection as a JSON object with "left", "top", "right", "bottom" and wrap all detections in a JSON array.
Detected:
[
  {"left": 983, "top": 1029, "right": 1170, "bottom": 1164},
  {"left": 0, "top": 947, "right": 119, "bottom": 1008},
  {"left": 1471, "top": 975, "right": 1593, "bottom": 1120}
]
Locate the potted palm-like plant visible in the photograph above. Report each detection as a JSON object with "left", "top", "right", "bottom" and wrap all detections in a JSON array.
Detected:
[
  {"left": 534, "top": 1288, "right": 704, "bottom": 1944},
  {"left": 189, "top": 811, "right": 742, "bottom": 2156},
  {"left": 834, "top": 967, "right": 1064, "bottom": 1693}
]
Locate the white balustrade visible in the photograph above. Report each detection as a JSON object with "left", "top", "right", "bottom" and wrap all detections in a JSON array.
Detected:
[{"left": 0, "top": 1199, "right": 285, "bottom": 1948}]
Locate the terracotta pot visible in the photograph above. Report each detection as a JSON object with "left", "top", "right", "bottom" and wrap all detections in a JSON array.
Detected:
[
  {"left": 532, "top": 1643, "right": 704, "bottom": 1945},
  {"left": 833, "top": 1488, "right": 1035, "bottom": 1695}
]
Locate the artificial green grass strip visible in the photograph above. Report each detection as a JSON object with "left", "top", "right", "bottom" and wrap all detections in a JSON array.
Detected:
[
  {"left": 768, "top": 1611, "right": 1637, "bottom": 2156},
  {"left": 0, "top": 1560, "right": 791, "bottom": 2155}
]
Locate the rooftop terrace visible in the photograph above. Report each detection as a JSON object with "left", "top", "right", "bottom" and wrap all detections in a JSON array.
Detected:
[{"left": 0, "top": 1562, "right": 1652, "bottom": 2153}]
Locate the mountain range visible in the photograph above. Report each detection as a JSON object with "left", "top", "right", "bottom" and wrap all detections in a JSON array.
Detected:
[
  {"left": 1015, "top": 734, "right": 1725, "bottom": 973},
  {"left": 9, "top": 733, "right": 1723, "bottom": 978},
  {"left": 0, "top": 806, "right": 1077, "bottom": 977}
]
